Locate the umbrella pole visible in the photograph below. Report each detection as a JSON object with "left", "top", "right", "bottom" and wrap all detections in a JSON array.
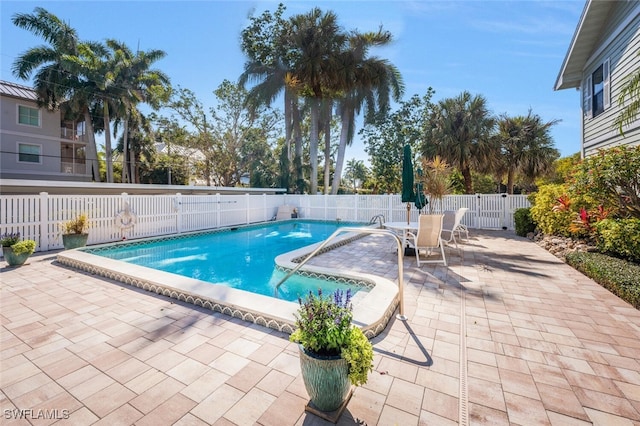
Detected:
[{"left": 406, "top": 202, "right": 411, "bottom": 224}]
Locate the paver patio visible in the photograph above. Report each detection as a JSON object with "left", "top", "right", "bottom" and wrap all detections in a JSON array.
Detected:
[{"left": 1, "top": 230, "right": 639, "bottom": 425}]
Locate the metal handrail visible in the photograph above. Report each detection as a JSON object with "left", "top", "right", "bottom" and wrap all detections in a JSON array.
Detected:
[
  {"left": 274, "top": 226, "right": 407, "bottom": 321},
  {"left": 368, "top": 214, "right": 386, "bottom": 227}
]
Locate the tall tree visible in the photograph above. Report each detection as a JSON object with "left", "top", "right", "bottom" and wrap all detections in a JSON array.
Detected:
[
  {"left": 167, "top": 82, "right": 279, "bottom": 187},
  {"left": 331, "top": 29, "right": 404, "bottom": 194},
  {"left": 240, "top": 4, "right": 306, "bottom": 193},
  {"left": 343, "top": 158, "right": 368, "bottom": 193},
  {"left": 60, "top": 41, "right": 120, "bottom": 182},
  {"left": 362, "top": 91, "right": 434, "bottom": 193},
  {"left": 91, "top": 39, "right": 169, "bottom": 183},
  {"left": 288, "top": 8, "right": 347, "bottom": 194},
  {"left": 495, "top": 111, "right": 560, "bottom": 194},
  {"left": 423, "top": 91, "right": 497, "bottom": 194},
  {"left": 116, "top": 111, "right": 155, "bottom": 184},
  {"left": 107, "top": 40, "right": 170, "bottom": 183},
  {"left": 11, "top": 7, "right": 102, "bottom": 181}
]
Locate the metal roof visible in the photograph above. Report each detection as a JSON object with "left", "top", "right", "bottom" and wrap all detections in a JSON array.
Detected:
[
  {"left": 0, "top": 80, "right": 38, "bottom": 101},
  {"left": 554, "top": 0, "right": 614, "bottom": 91}
]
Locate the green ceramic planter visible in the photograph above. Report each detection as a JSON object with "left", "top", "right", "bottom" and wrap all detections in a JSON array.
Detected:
[
  {"left": 3, "top": 247, "right": 30, "bottom": 267},
  {"left": 62, "top": 233, "right": 88, "bottom": 250},
  {"left": 298, "top": 345, "right": 350, "bottom": 412}
]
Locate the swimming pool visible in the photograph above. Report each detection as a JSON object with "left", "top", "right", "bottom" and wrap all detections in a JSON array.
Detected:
[
  {"left": 56, "top": 220, "right": 399, "bottom": 337},
  {"left": 84, "top": 220, "right": 367, "bottom": 302}
]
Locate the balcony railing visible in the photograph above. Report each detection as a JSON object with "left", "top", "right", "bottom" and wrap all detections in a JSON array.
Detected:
[
  {"left": 60, "top": 128, "right": 87, "bottom": 142},
  {"left": 60, "top": 161, "right": 87, "bottom": 175}
]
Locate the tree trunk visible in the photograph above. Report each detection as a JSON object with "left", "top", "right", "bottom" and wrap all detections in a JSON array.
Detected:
[
  {"left": 129, "top": 145, "right": 136, "bottom": 184},
  {"left": 103, "top": 102, "right": 113, "bottom": 183},
  {"left": 309, "top": 99, "right": 320, "bottom": 195},
  {"left": 284, "top": 90, "right": 293, "bottom": 161},
  {"left": 332, "top": 106, "right": 352, "bottom": 194},
  {"left": 121, "top": 113, "right": 130, "bottom": 183},
  {"left": 507, "top": 168, "right": 515, "bottom": 195},
  {"left": 323, "top": 107, "right": 331, "bottom": 195},
  {"left": 292, "top": 98, "right": 304, "bottom": 193},
  {"left": 206, "top": 158, "right": 212, "bottom": 186},
  {"left": 83, "top": 108, "right": 101, "bottom": 182},
  {"left": 462, "top": 164, "right": 473, "bottom": 194}
]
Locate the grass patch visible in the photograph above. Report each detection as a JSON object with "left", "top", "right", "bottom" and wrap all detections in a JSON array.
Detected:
[{"left": 565, "top": 251, "right": 640, "bottom": 309}]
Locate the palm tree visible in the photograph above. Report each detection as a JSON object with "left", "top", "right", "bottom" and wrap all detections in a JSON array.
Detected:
[
  {"left": 107, "top": 40, "right": 170, "bottom": 183},
  {"left": 424, "top": 91, "right": 497, "bottom": 194},
  {"left": 81, "top": 39, "right": 168, "bottom": 183},
  {"left": 239, "top": 4, "right": 307, "bottom": 193},
  {"left": 116, "top": 111, "right": 155, "bottom": 183},
  {"left": 496, "top": 112, "right": 560, "bottom": 194},
  {"left": 11, "top": 7, "right": 102, "bottom": 181},
  {"left": 288, "top": 8, "right": 348, "bottom": 194},
  {"left": 331, "top": 29, "right": 404, "bottom": 194},
  {"left": 240, "top": 61, "right": 306, "bottom": 192},
  {"left": 344, "top": 158, "right": 368, "bottom": 193},
  {"left": 63, "top": 41, "right": 119, "bottom": 182}
]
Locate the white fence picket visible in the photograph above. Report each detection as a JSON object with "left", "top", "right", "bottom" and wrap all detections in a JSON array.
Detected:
[{"left": 0, "top": 192, "right": 530, "bottom": 253}]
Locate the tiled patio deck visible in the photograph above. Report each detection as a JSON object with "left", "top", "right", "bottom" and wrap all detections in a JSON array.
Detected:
[{"left": 1, "top": 230, "right": 639, "bottom": 425}]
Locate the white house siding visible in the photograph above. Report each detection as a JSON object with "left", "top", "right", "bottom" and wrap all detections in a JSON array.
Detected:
[{"left": 582, "top": 2, "right": 640, "bottom": 156}]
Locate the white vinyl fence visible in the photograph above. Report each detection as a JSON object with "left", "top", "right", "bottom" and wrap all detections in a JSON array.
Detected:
[{"left": 0, "top": 192, "right": 530, "bottom": 253}]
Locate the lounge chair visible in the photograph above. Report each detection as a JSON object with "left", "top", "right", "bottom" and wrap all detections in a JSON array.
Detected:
[
  {"left": 454, "top": 207, "right": 469, "bottom": 240},
  {"left": 441, "top": 210, "right": 457, "bottom": 248},
  {"left": 441, "top": 208, "right": 469, "bottom": 249},
  {"left": 276, "top": 205, "right": 297, "bottom": 220},
  {"left": 406, "top": 214, "right": 447, "bottom": 266}
]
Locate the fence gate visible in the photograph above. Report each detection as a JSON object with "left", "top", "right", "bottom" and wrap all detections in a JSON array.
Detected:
[{"left": 476, "top": 194, "right": 509, "bottom": 230}]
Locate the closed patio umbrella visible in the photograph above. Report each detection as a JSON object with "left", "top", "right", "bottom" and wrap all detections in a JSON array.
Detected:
[
  {"left": 401, "top": 144, "right": 415, "bottom": 224},
  {"left": 414, "top": 167, "right": 428, "bottom": 213},
  {"left": 415, "top": 182, "right": 428, "bottom": 213}
]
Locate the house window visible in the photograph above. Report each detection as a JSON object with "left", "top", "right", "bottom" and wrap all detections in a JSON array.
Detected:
[
  {"left": 18, "top": 143, "right": 41, "bottom": 163},
  {"left": 18, "top": 105, "right": 40, "bottom": 126},
  {"left": 60, "top": 142, "right": 86, "bottom": 174},
  {"left": 592, "top": 65, "right": 604, "bottom": 117},
  {"left": 584, "top": 58, "right": 610, "bottom": 119}
]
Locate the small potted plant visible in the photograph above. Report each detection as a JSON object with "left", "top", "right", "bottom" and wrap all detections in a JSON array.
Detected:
[
  {"left": 1, "top": 232, "right": 36, "bottom": 267},
  {"left": 61, "top": 213, "right": 89, "bottom": 249},
  {"left": 290, "top": 289, "right": 374, "bottom": 414}
]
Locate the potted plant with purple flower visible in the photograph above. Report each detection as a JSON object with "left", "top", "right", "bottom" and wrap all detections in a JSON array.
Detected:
[{"left": 289, "top": 288, "right": 374, "bottom": 414}]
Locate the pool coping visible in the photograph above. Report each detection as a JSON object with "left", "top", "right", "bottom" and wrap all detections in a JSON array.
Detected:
[{"left": 55, "top": 223, "right": 399, "bottom": 338}]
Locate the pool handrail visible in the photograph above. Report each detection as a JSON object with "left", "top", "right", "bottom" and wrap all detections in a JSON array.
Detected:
[
  {"left": 369, "top": 214, "right": 386, "bottom": 227},
  {"left": 274, "top": 227, "right": 408, "bottom": 321}
]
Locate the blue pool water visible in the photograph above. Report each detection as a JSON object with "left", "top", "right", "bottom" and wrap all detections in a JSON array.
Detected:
[{"left": 89, "top": 220, "right": 367, "bottom": 301}]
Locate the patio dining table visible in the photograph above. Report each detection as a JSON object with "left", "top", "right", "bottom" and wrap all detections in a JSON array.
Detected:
[{"left": 383, "top": 221, "right": 418, "bottom": 252}]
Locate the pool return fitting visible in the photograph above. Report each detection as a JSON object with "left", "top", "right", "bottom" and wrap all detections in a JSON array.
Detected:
[{"left": 274, "top": 227, "right": 408, "bottom": 321}]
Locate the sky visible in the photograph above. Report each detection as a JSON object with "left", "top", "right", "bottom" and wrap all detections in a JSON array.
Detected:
[{"left": 1, "top": 0, "right": 586, "bottom": 164}]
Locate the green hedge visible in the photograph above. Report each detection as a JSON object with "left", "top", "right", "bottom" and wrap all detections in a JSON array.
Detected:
[
  {"left": 514, "top": 207, "right": 536, "bottom": 237},
  {"left": 595, "top": 218, "right": 640, "bottom": 263},
  {"left": 529, "top": 184, "right": 574, "bottom": 237},
  {"left": 565, "top": 251, "right": 640, "bottom": 309}
]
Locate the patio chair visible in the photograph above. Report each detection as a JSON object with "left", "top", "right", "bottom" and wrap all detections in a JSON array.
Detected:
[
  {"left": 406, "top": 214, "right": 447, "bottom": 266},
  {"left": 440, "top": 210, "right": 457, "bottom": 248},
  {"left": 454, "top": 207, "right": 469, "bottom": 241},
  {"left": 441, "top": 208, "right": 470, "bottom": 249}
]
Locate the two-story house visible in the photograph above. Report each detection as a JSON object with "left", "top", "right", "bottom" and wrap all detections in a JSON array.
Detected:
[
  {"left": 0, "top": 79, "right": 91, "bottom": 181},
  {"left": 555, "top": 0, "right": 640, "bottom": 157}
]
